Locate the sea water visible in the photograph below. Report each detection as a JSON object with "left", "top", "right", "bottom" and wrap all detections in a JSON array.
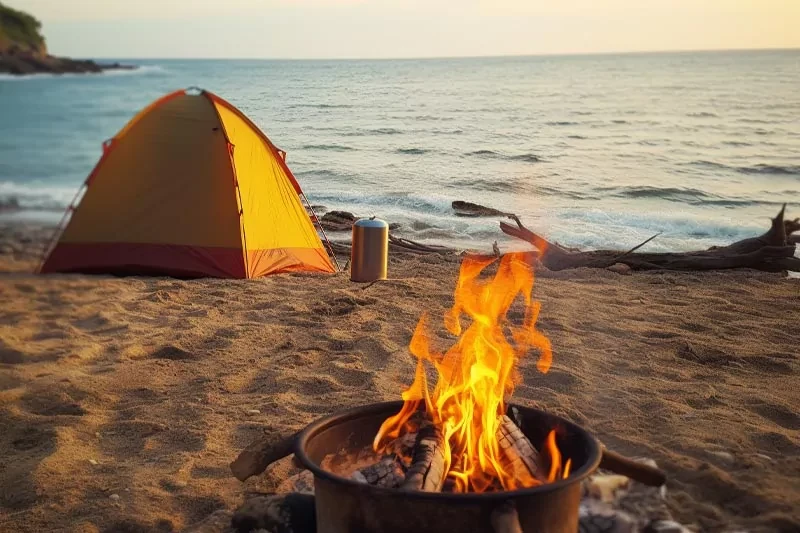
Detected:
[{"left": 1, "top": 51, "right": 798, "bottom": 252}]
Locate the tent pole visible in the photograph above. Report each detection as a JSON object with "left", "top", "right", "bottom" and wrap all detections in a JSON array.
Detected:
[
  {"left": 36, "top": 181, "right": 87, "bottom": 273},
  {"left": 302, "top": 192, "right": 341, "bottom": 272}
]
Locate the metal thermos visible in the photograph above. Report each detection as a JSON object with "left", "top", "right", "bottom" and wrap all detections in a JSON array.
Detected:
[{"left": 350, "top": 218, "right": 388, "bottom": 282}]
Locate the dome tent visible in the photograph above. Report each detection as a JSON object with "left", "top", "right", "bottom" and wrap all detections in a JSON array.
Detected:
[{"left": 40, "top": 88, "right": 336, "bottom": 278}]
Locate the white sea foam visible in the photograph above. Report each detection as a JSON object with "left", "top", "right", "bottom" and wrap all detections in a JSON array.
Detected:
[
  {"left": 0, "top": 181, "right": 77, "bottom": 209},
  {"left": 0, "top": 64, "right": 165, "bottom": 82}
]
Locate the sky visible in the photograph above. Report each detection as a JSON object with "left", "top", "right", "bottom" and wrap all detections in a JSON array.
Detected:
[{"left": 10, "top": 0, "right": 800, "bottom": 59}]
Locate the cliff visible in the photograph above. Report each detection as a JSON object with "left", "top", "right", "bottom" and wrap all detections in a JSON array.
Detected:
[
  {"left": 0, "top": 2, "right": 134, "bottom": 75},
  {"left": 0, "top": 1, "right": 47, "bottom": 55}
]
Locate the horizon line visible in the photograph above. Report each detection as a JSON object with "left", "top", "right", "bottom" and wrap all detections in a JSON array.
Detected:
[{"left": 85, "top": 46, "right": 800, "bottom": 62}]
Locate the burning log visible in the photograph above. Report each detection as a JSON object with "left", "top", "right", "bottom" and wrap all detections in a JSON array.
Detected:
[
  {"left": 401, "top": 422, "right": 448, "bottom": 492},
  {"left": 496, "top": 415, "right": 547, "bottom": 485},
  {"left": 500, "top": 205, "right": 800, "bottom": 273},
  {"left": 351, "top": 457, "right": 406, "bottom": 488}
]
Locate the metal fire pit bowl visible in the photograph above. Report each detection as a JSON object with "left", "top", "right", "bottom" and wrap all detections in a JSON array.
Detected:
[{"left": 293, "top": 401, "right": 602, "bottom": 533}]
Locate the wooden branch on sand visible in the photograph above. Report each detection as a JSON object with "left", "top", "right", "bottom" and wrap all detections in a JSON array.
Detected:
[
  {"left": 500, "top": 205, "right": 800, "bottom": 273},
  {"left": 230, "top": 430, "right": 300, "bottom": 482}
]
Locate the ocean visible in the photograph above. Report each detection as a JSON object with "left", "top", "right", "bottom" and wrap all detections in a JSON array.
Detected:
[{"left": 1, "top": 50, "right": 798, "bottom": 253}]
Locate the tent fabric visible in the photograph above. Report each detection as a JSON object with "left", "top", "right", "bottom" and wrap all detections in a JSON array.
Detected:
[{"left": 40, "top": 89, "right": 336, "bottom": 279}]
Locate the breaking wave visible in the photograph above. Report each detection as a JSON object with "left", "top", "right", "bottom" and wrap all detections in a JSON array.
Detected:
[{"left": 0, "top": 65, "right": 164, "bottom": 82}]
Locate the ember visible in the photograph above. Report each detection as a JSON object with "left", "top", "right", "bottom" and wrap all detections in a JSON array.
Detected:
[{"left": 373, "top": 253, "right": 558, "bottom": 493}]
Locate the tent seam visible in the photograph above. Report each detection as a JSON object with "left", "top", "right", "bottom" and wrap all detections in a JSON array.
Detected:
[{"left": 204, "top": 91, "right": 251, "bottom": 278}]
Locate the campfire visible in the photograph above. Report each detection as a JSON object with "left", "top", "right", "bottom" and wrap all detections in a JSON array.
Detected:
[
  {"left": 229, "top": 253, "right": 675, "bottom": 533},
  {"left": 366, "top": 253, "right": 560, "bottom": 494}
]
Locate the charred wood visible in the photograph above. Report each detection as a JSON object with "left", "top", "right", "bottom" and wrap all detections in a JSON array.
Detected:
[
  {"left": 496, "top": 415, "right": 547, "bottom": 485},
  {"left": 231, "top": 493, "right": 316, "bottom": 533},
  {"left": 351, "top": 457, "right": 407, "bottom": 488},
  {"left": 401, "top": 422, "right": 447, "bottom": 492}
]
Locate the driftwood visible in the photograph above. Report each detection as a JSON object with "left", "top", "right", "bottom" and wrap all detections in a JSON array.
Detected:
[
  {"left": 329, "top": 234, "right": 454, "bottom": 257},
  {"left": 401, "top": 422, "right": 447, "bottom": 492},
  {"left": 496, "top": 415, "right": 547, "bottom": 485},
  {"left": 453, "top": 200, "right": 513, "bottom": 218},
  {"left": 230, "top": 430, "right": 299, "bottom": 482},
  {"left": 500, "top": 205, "right": 800, "bottom": 272}
]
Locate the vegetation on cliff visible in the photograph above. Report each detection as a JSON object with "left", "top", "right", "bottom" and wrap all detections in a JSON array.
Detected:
[
  {"left": 0, "top": 2, "right": 47, "bottom": 55},
  {"left": 0, "top": 1, "right": 134, "bottom": 75}
]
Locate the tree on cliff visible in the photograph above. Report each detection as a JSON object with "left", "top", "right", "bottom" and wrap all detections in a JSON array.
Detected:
[{"left": 0, "top": 1, "right": 47, "bottom": 55}]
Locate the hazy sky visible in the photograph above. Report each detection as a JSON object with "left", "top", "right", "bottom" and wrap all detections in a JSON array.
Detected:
[{"left": 12, "top": 0, "right": 800, "bottom": 59}]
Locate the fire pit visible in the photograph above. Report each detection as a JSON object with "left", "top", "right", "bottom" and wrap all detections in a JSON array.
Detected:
[
  {"left": 296, "top": 400, "right": 599, "bottom": 533},
  {"left": 229, "top": 253, "right": 667, "bottom": 533}
]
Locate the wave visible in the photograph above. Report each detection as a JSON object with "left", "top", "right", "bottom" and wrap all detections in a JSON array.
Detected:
[
  {"left": 290, "top": 103, "right": 353, "bottom": 109},
  {"left": 687, "top": 112, "right": 718, "bottom": 118},
  {"left": 0, "top": 181, "right": 77, "bottom": 210},
  {"left": 464, "top": 150, "right": 542, "bottom": 163},
  {"left": 342, "top": 127, "right": 403, "bottom": 136},
  {"left": 546, "top": 121, "right": 579, "bottom": 126},
  {"left": 308, "top": 191, "right": 452, "bottom": 215},
  {"left": 446, "top": 178, "right": 532, "bottom": 195},
  {"left": 429, "top": 129, "right": 464, "bottom": 135},
  {"left": 721, "top": 141, "right": 752, "bottom": 147},
  {"left": 597, "top": 185, "right": 711, "bottom": 201},
  {"left": 301, "top": 144, "right": 356, "bottom": 152},
  {"left": 0, "top": 65, "right": 164, "bottom": 82},
  {"left": 567, "top": 135, "right": 587, "bottom": 140},
  {"left": 689, "top": 160, "right": 800, "bottom": 177},
  {"left": 738, "top": 164, "right": 800, "bottom": 176},
  {"left": 396, "top": 148, "right": 430, "bottom": 155},
  {"left": 593, "top": 184, "right": 791, "bottom": 208}
]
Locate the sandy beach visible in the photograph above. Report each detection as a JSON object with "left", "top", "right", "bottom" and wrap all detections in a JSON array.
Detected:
[{"left": 0, "top": 222, "right": 798, "bottom": 533}]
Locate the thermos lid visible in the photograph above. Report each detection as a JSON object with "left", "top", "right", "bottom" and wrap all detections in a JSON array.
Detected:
[{"left": 353, "top": 217, "right": 388, "bottom": 229}]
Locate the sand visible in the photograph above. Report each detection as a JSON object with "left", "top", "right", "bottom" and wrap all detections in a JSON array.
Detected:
[{"left": 0, "top": 222, "right": 798, "bottom": 533}]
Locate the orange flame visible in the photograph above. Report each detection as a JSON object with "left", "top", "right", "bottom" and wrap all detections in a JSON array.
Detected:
[{"left": 374, "top": 253, "right": 554, "bottom": 492}]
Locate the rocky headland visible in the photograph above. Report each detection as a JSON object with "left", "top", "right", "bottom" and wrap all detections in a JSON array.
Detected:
[{"left": 0, "top": 2, "right": 135, "bottom": 75}]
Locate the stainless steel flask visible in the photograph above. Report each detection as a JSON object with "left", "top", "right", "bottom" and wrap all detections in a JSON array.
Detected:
[{"left": 350, "top": 218, "right": 388, "bottom": 282}]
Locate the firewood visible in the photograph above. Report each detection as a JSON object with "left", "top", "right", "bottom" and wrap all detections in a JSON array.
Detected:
[
  {"left": 230, "top": 430, "right": 300, "bottom": 482},
  {"left": 599, "top": 449, "right": 666, "bottom": 488},
  {"left": 351, "top": 457, "right": 406, "bottom": 488},
  {"left": 496, "top": 415, "right": 547, "bottom": 485},
  {"left": 231, "top": 493, "right": 316, "bottom": 533},
  {"left": 500, "top": 205, "right": 800, "bottom": 273},
  {"left": 401, "top": 422, "right": 447, "bottom": 492}
]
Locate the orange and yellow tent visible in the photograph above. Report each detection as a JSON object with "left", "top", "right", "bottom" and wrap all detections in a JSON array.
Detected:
[{"left": 40, "top": 88, "right": 337, "bottom": 278}]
